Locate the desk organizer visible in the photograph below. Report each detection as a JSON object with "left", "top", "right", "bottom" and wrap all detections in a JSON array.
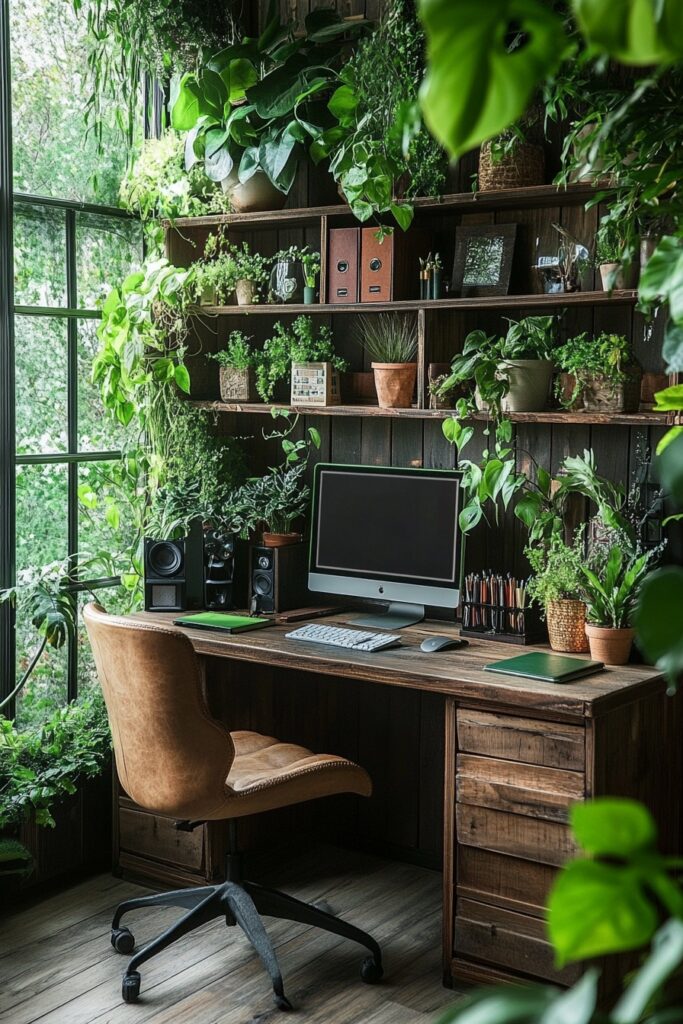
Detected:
[{"left": 460, "top": 572, "right": 546, "bottom": 645}]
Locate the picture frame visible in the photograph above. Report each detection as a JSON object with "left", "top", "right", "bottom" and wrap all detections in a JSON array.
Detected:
[{"left": 451, "top": 223, "right": 517, "bottom": 297}]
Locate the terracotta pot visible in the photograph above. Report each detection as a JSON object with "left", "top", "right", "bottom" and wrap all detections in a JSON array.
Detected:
[
  {"left": 235, "top": 279, "right": 256, "bottom": 306},
  {"left": 371, "top": 362, "right": 416, "bottom": 409},
  {"left": 500, "top": 359, "right": 554, "bottom": 413},
  {"left": 262, "top": 532, "right": 302, "bottom": 548},
  {"left": 546, "top": 599, "right": 589, "bottom": 653},
  {"left": 599, "top": 262, "right": 637, "bottom": 291},
  {"left": 220, "top": 168, "right": 288, "bottom": 214},
  {"left": 585, "top": 624, "right": 634, "bottom": 666}
]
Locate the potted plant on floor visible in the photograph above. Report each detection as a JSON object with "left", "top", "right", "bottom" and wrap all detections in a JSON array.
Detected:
[
  {"left": 211, "top": 331, "right": 259, "bottom": 403},
  {"left": 582, "top": 545, "right": 652, "bottom": 665},
  {"left": 526, "top": 532, "right": 590, "bottom": 653},
  {"left": 554, "top": 332, "right": 642, "bottom": 413},
  {"left": 358, "top": 313, "right": 418, "bottom": 409}
]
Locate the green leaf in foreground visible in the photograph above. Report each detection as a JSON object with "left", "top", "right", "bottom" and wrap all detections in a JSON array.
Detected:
[
  {"left": 635, "top": 566, "right": 683, "bottom": 688},
  {"left": 571, "top": 799, "right": 657, "bottom": 857},
  {"left": 574, "top": 0, "right": 683, "bottom": 66},
  {"left": 419, "top": 0, "right": 566, "bottom": 159}
]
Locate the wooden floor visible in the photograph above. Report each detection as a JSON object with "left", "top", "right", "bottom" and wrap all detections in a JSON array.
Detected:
[{"left": 0, "top": 849, "right": 468, "bottom": 1024}]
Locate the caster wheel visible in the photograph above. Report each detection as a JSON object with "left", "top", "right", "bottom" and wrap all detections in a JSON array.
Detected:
[
  {"left": 122, "top": 971, "right": 141, "bottom": 1004},
  {"left": 360, "top": 957, "right": 383, "bottom": 984},
  {"left": 111, "top": 927, "right": 135, "bottom": 954},
  {"left": 274, "top": 993, "right": 293, "bottom": 1012}
]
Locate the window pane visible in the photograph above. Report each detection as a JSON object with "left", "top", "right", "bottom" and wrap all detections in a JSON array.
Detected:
[
  {"left": 10, "top": 0, "right": 130, "bottom": 205},
  {"left": 15, "top": 316, "right": 68, "bottom": 455},
  {"left": 79, "top": 461, "right": 136, "bottom": 567},
  {"left": 16, "top": 462, "right": 68, "bottom": 572},
  {"left": 78, "top": 320, "right": 128, "bottom": 452},
  {"left": 15, "top": 625, "right": 68, "bottom": 728},
  {"left": 14, "top": 204, "right": 67, "bottom": 307},
  {"left": 76, "top": 213, "right": 142, "bottom": 310}
]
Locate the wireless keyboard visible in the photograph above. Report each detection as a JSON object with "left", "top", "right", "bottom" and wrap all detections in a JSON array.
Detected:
[{"left": 285, "top": 623, "right": 402, "bottom": 652}]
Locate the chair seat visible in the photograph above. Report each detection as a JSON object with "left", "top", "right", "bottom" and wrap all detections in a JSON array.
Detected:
[{"left": 221, "top": 731, "right": 372, "bottom": 819}]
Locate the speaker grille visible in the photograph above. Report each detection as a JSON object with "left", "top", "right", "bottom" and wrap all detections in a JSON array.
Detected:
[
  {"left": 147, "top": 540, "right": 183, "bottom": 577},
  {"left": 150, "top": 584, "right": 180, "bottom": 608}
]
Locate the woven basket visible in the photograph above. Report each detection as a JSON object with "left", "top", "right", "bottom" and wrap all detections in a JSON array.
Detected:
[
  {"left": 547, "top": 599, "right": 589, "bottom": 653},
  {"left": 478, "top": 140, "right": 545, "bottom": 192},
  {"left": 582, "top": 366, "right": 642, "bottom": 414}
]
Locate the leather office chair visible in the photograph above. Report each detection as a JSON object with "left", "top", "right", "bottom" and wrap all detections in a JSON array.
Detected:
[{"left": 83, "top": 603, "right": 382, "bottom": 1010}]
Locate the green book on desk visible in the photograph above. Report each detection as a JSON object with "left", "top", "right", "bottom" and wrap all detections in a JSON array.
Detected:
[
  {"left": 173, "top": 612, "right": 274, "bottom": 634},
  {"left": 485, "top": 651, "right": 604, "bottom": 684}
]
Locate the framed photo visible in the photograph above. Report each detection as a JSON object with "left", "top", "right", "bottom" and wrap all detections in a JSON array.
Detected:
[{"left": 451, "top": 224, "right": 517, "bottom": 297}]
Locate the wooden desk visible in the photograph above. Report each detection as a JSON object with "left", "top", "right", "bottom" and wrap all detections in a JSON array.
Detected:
[{"left": 117, "top": 612, "right": 681, "bottom": 992}]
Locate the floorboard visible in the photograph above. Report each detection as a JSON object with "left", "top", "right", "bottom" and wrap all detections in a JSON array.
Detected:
[{"left": 0, "top": 848, "right": 468, "bottom": 1024}]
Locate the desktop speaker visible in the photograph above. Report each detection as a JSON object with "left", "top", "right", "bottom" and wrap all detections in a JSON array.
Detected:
[
  {"left": 143, "top": 524, "right": 203, "bottom": 612},
  {"left": 203, "top": 529, "right": 236, "bottom": 611},
  {"left": 249, "top": 542, "right": 309, "bottom": 614}
]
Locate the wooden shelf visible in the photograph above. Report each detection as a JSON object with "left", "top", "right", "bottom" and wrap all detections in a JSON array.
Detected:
[
  {"left": 193, "top": 400, "right": 668, "bottom": 426},
  {"left": 169, "top": 182, "right": 603, "bottom": 230},
  {"left": 197, "top": 290, "right": 637, "bottom": 317}
]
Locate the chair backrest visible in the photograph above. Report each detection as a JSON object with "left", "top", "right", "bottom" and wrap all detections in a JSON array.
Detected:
[{"left": 83, "top": 603, "right": 234, "bottom": 820}]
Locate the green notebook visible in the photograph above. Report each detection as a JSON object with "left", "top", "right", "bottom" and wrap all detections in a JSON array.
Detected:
[
  {"left": 173, "top": 612, "right": 274, "bottom": 634},
  {"left": 485, "top": 651, "right": 604, "bottom": 684}
]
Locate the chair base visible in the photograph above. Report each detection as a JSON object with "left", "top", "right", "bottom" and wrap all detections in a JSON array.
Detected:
[{"left": 110, "top": 871, "right": 383, "bottom": 1010}]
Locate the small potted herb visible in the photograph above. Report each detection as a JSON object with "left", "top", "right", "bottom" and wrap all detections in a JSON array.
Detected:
[
  {"left": 194, "top": 231, "right": 236, "bottom": 305},
  {"left": 526, "top": 533, "right": 589, "bottom": 653},
  {"left": 582, "top": 545, "right": 653, "bottom": 665},
  {"left": 554, "top": 332, "right": 641, "bottom": 413},
  {"left": 231, "top": 242, "right": 270, "bottom": 306},
  {"left": 288, "top": 315, "right": 348, "bottom": 405},
  {"left": 359, "top": 314, "right": 418, "bottom": 409},
  {"left": 210, "top": 331, "right": 258, "bottom": 403},
  {"left": 300, "top": 249, "right": 321, "bottom": 304},
  {"left": 255, "top": 316, "right": 347, "bottom": 404},
  {"left": 595, "top": 220, "right": 636, "bottom": 291}
]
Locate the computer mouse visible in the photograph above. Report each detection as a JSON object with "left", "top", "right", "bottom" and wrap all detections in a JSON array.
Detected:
[{"left": 420, "top": 635, "right": 469, "bottom": 653}]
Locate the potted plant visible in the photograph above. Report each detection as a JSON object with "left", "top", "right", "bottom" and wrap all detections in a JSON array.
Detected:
[
  {"left": 554, "top": 332, "right": 641, "bottom": 414},
  {"left": 194, "top": 231, "right": 236, "bottom": 305},
  {"left": 526, "top": 533, "right": 589, "bottom": 653},
  {"left": 255, "top": 316, "right": 347, "bottom": 405},
  {"left": 478, "top": 108, "right": 546, "bottom": 192},
  {"left": 230, "top": 242, "right": 270, "bottom": 306},
  {"left": 268, "top": 245, "right": 307, "bottom": 304},
  {"left": 288, "top": 316, "right": 348, "bottom": 406},
  {"left": 358, "top": 313, "right": 418, "bottom": 409},
  {"left": 301, "top": 249, "right": 321, "bottom": 304},
  {"left": 242, "top": 461, "right": 311, "bottom": 548},
  {"left": 210, "top": 331, "right": 258, "bottom": 403},
  {"left": 595, "top": 220, "right": 637, "bottom": 290},
  {"left": 582, "top": 545, "right": 653, "bottom": 665},
  {"left": 171, "top": 8, "right": 366, "bottom": 213}
]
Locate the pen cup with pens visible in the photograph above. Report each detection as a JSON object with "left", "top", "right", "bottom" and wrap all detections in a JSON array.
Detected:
[{"left": 460, "top": 571, "right": 546, "bottom": 645}]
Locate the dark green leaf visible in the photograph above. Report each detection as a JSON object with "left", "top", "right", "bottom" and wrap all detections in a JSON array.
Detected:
[
  {"left": 635, "top": 566, "right": 683, "bottom": 686},
  {"left": 390, "top": 202, "right": 414, "bottom": 231},
  {"left": 657, "top": 432, "right": 683, "bottom": 506},
  {"left": 514, "top": 490, "right": 543, "bottom": 529},
  {"left": 573, "top": 0, "right": 683, "bottom": 64},
  {"left": 612, "top": 919, "right": 683, "bottom": 1024}
]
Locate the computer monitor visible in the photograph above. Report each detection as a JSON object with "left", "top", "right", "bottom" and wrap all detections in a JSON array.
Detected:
[{"left": 308, "top": 463, "right": 463, "bottom": 629}]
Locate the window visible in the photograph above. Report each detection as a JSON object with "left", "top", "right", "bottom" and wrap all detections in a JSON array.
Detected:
[{"left": 0, "top": 0, "right": 143, "bottom": 721}]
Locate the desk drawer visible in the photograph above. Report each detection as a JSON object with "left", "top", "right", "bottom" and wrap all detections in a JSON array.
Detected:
[
  {"left": 119, "top": 805, "right": 205, "bottom": 872},
  {"left": 454, "top": 898, "right": 581, "bottom": 984},
  {"left": 457, "top": 754, "right": 584, "bottom": 823},
  {"left": 456, "top": 804, "right": 578, "bottom": 866},
  {"left": 457, "top": 709, "right": 585, "bottom": 771},
  {"left": 457, "top": 847, "right": 557, "bottom": 918}
]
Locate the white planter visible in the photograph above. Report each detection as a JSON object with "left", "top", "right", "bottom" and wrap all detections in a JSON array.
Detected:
[{"left": 221, "top": 169, "right": 288, "bottom": 213}]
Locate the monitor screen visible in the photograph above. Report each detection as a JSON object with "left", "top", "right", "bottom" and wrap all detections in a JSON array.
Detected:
[{"left": 310, "top": 466, "right": 461, "bottom": 590}]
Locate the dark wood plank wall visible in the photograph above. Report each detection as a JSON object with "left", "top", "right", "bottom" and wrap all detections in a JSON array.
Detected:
[{"left": 172, "top": 0, "right": 677, "bottom": 869}]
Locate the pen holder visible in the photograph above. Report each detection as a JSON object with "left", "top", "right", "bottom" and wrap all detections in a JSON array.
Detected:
[{"left": 460, "top": 599, "right": 546, "bottom": 645}]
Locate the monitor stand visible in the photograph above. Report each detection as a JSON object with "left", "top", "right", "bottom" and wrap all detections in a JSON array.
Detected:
[{"left": 353, "top": 602, "right": 425, "bottom": 630}]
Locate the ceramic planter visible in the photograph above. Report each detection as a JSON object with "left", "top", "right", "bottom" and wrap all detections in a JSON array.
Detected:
[
  {"left": 371, "top": 362, "right": 416, "bottom": 409},
  {"left": 235, "top": 279, "right": 256, "bottom": 306},
  {"left": 219, "top": 366, "right": 257, "bottom": 403},
  {"left": 303, "top": 286, "right": 316, "bottom": 304},
  {"left": 220, "top": 168, "right": 287, "bottom": 214},
  {"left": 599, "top": 262, "right": 637, "bottom": 291},
  {"left": 269, "top": 261, "right": 305, "bottom": 303},
  {"left": 546, "top": 599, "right": 589, "bottom": 653},
  {"left": 585, "top": 624, "right": 634, "bottom": 666},
  {"left": 500, "top": 359, "right": 554, "bottom": 413},
  {"left": 262, "top": 531, "right": 301, "bottom": 548}
]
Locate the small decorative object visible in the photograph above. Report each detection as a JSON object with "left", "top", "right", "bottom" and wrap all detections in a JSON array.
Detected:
[
  {"left": 420, "top": 253, "right": 444, "bottom": 299},
  {"left": 419, "top": 257, "right": 430, "bottom": 299},
  {"left": 478, "top": 138, "right": 545, "bottom": 192},
  {"left": 210, "top": 331, "right": 258, "bottom": 403},
  {"left": 555, "top": 332, "right": 641, "bottom": 414},
  {"left": 291, "top": 362, "right": 341, "bottom": 406},
  {"left": 269, "top": 245, "right": 308, "bottom": 303},
  {"left": 595, "top": 220, "right": 637, "bottom": 291},
  {"left": 582, "top": 544, "right": 654, "bottom": 666},
  {"left": 460, "top": 572, "right": 545, "bottom": 645},
  {"left": 640, "top": 372, "right": 669, "bottom": 409},
  {"left": 300, "top": 248, "right": 321, "bottom": 304},
  {"left": 451, "top": 224, "right": 517, "bottom": 297},
  {"left": 533, "top": 224, "right": 590, "bottom": 293},
  {"left": 359, "top": 313, "right": 418, "bottom": 409},
  {"left": 526, "top": 534, "right": 589, "bottom": 653}
]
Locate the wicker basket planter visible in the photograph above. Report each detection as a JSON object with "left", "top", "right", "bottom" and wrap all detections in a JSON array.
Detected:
[
  {"left": 582, "top": 366, "right": 642, "bottom": 414},
  {"left": 478, "top": 140, "right": 545, "bottom": 192},
  {"left": 219, "top": 365, "right": 257, "bottom": 403},
  {"left": 290, "top": 362, "right": 340, "bottom": 406},
  {"left": 546, "top": 599, "right": 589, "bottom": 653}
]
